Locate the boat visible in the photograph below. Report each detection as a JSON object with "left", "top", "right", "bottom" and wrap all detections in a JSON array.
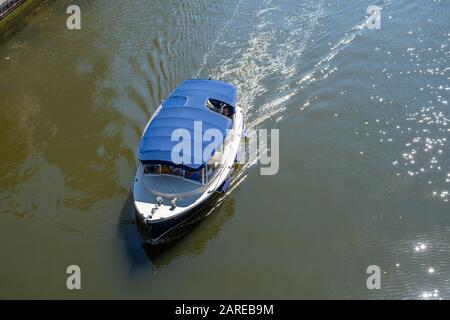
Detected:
[{"left": 133, "top": 79, "right": 244, "bottom": 244}]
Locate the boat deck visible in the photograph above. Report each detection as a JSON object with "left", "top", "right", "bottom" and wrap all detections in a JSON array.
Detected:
[{"left": 143, "top": 174, "right": 204, "bottom": 197}]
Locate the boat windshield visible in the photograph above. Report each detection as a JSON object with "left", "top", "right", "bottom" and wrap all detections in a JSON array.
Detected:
[{"left": 143, "top": 163, "right": 205, "bottom": 184}]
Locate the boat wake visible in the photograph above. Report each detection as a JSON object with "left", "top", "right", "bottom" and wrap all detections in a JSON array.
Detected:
[
  {"left": 118, "top": 0, "right": 394, "bottom": 243},
  {"left": 198, "top": 0, "right": 392, "bottom": 192}
]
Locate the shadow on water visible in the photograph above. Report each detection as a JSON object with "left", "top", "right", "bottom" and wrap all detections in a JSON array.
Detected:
[{"left": 118, "top": 190, "right": 236, "bottom": 272}]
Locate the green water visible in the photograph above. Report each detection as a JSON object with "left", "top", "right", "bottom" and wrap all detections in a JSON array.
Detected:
[{"left": 0, "top": 0, "right": 449, "bottom": 299}]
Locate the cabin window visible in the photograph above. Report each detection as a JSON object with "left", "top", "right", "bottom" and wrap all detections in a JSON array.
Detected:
[
  {"left": 144, "top": 163, "right": 206, "bottom": 185},
  {"left": 206, "top": 99, "right": 234, "bottom": 119},
  {"left": 143, "top": 164, "right": 161, "bottom": 175},
  {"left": 160, "top": 164, "right": 183, "bottom": 177},
  {"left": 184, "top": 168, "right": 204, "bottom": 184},
  {"left": 205, "top": 162, "right": 220, "bottom": 183},
  {"left": 170, "top": 165, "right": 184, "bottom": 178}
]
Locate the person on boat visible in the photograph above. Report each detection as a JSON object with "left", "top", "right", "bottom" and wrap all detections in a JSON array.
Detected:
[
  {"left": 144, "top": 165, "right": 152, "bottom": 174},
  {"left": 172, "top": 166, "right": 183, "bottom": 177},
  {"left": 161, "top": 164, "right": 171, "bottom": 175},
  {"left": 207, "top": 99, "right": 219, "bottom": 113}
]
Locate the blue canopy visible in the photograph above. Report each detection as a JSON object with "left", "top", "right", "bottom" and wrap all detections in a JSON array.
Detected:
[{"left": 138, "top": 79, "right": 236, "bottom": 170}]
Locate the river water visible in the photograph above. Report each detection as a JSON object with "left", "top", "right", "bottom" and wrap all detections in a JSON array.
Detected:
[{"left": 0, "top": 0, "right": 449, "bottom": 299}]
